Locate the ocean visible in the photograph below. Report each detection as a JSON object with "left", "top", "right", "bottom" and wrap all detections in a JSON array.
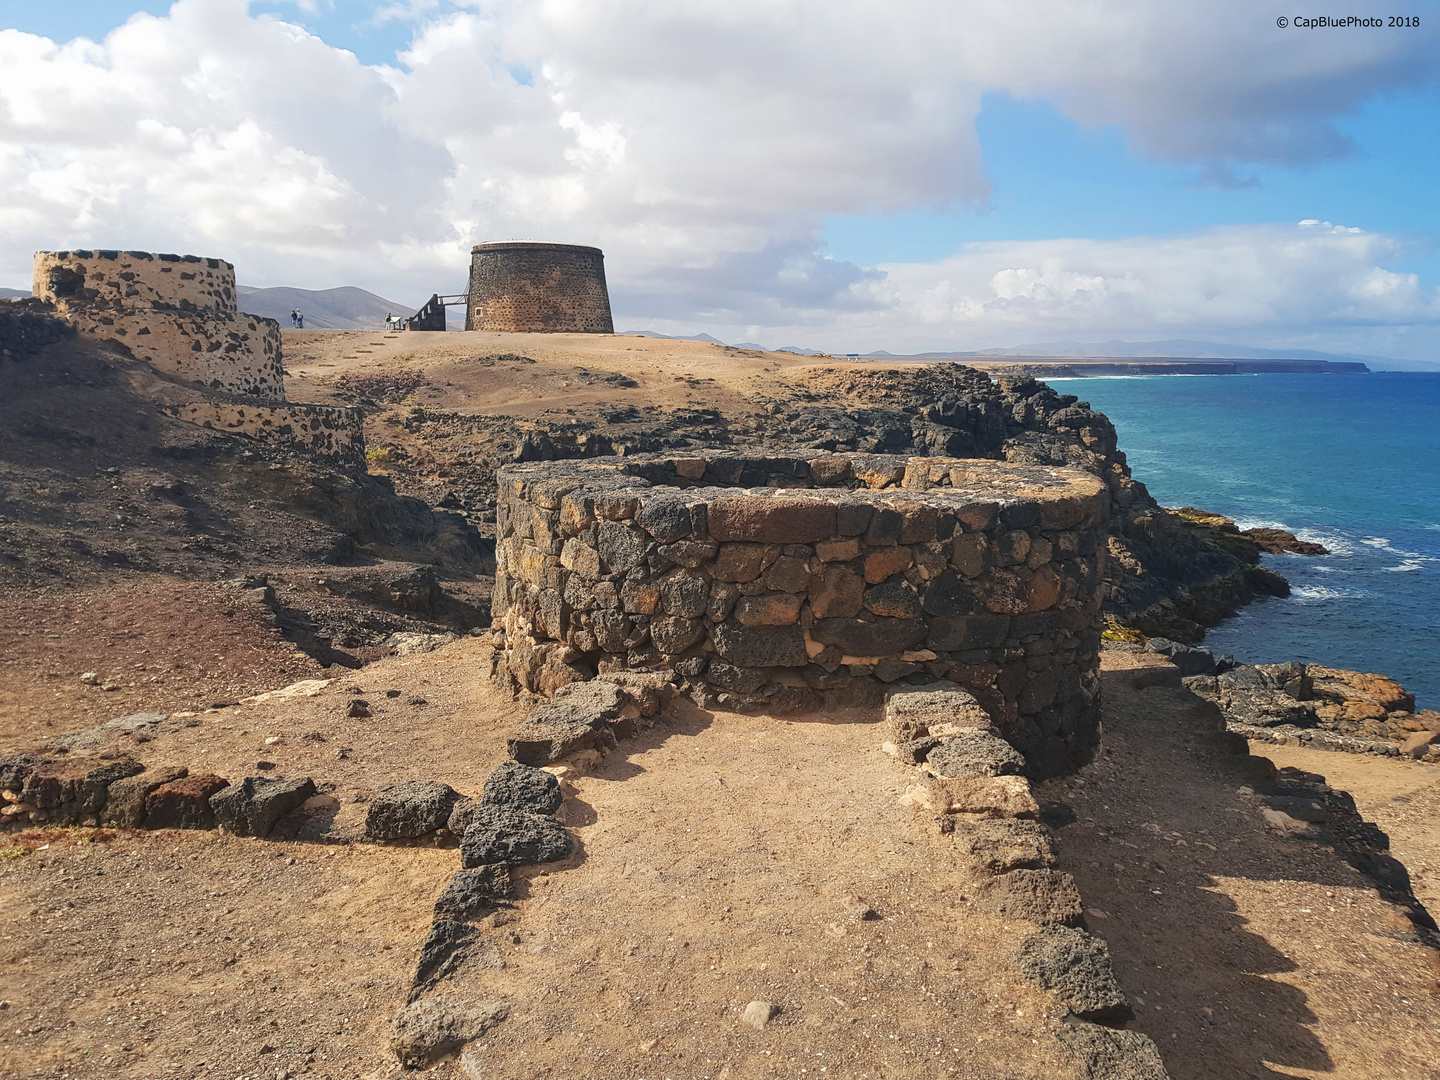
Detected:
[{"left": 1044, "top": 372, "right": 1440, "bottom": 710}]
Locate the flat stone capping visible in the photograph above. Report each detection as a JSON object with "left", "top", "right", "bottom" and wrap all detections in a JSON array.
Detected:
[{"left": 492, "top": 451, "right": 1110, "bottom": 777}]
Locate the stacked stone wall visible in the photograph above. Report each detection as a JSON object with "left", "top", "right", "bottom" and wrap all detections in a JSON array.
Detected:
[
  {"left": 492, "top": 452, "right": 1110, "bottom": 776},
  {"left": 163, "top": 401, "right": 366, "bottom": 469},
  {"left": 33, "top": 250, "right": 285, "bottom": 400},
  {"left": 465, "top": 242, "right": 614, "bottom": 334}
]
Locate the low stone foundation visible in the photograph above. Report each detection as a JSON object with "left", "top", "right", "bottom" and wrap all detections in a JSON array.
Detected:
[
  {"left": 164, "top": 400, "right": 366, "bottom": 469},
  {"left": 492, "top": 452, "right": 1110, "bottom": 776}
]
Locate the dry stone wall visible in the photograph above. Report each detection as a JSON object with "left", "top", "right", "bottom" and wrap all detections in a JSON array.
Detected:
[
  {"left": 492, "top": 451, "right": 1110, "bottom": 776},
  {"left": 465, "top": 242, "right": 614, "bottom": 334},
  {"left": 163, "top": 401, "right": 366, "bottom": 469},
  {"left": 34, "top": 250, "right": 285, "bottom": 399}
]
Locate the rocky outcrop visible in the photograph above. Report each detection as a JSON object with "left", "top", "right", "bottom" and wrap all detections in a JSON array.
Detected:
[
  {"left": 417, "top": 363, "right": 1300, "bottom": 644},
  {"left": 1185, "top": 659, "right": 1440, "bottom": 759}
]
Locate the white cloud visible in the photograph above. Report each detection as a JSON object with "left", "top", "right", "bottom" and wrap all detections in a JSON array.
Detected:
[{"left": 0, "top": 0, "right": 1436, "bottom": 356}]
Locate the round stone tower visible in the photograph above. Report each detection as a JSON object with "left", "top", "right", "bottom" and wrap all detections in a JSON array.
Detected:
[{"left": 465, "top": 241, "right": 614, "bottom": 333}]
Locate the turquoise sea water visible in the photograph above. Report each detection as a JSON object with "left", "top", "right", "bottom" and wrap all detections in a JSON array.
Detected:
[{"left": 1044, "top": 372, "right": 1440, "bottom": 710}]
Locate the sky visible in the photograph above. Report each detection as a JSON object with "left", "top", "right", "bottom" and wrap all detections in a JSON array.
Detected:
[{"left": 0, "top": 1, "right": 1437, "bottom": 361}]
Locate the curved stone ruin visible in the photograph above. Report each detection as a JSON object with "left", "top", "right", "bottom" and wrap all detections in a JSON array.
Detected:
[
  {"left": 30, "top": 249, "right": 364, "bottom": 465},
  {"left": 491, "top": 451, "right": 1109, "bottom": 777}
]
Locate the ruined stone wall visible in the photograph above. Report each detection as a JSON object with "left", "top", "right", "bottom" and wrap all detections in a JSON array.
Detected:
[
  {"left": 492, "top": 452, "right": 1110, "bottom": 777},
  {"left": 33, "top": 250, "right": 285, "bottom": 400},
  {"left": 162, "top": 401, "right": 366, "bottom": 470},
  {"left": 465, "top": 242, "right": 614, "bottom": 334}
]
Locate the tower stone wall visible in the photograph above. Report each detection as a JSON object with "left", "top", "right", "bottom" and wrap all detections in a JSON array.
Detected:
[
  {"left": 465, "top": 242, "right": 614, "bottom": 333},
  {"left": 31, "top": 249, "right": 363, "bottom": 466},
  {"left": 33, "top": 250, "right": 284, "bottom": 400}
]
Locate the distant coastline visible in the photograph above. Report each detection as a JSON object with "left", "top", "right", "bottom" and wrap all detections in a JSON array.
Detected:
[{"left": 868, "top": 355, "right": 1370, "bottom": 377}]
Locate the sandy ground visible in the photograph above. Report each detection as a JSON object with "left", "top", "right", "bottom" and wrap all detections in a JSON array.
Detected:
[
  {"left": 3, "top": 638, "right": 1439, "bottom": 1078},
  {"left": 1040, "top": 651, "right": 1440, "bottom": 1080}
]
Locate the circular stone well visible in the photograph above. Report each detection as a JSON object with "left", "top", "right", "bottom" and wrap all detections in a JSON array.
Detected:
[{"left": 492, "top": 452, "right": 1110, "bottom": 776}]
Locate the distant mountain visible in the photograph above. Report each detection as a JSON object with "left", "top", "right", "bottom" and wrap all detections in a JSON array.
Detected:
[
  {"left": 237, "top": 285, "right": 418, "bottom": 330},
  {"left": 621, "top": 330, "right": 733, "bottom": 345},
  {"left": 0, "top": 287, "right": 30, "bottom": 299}
]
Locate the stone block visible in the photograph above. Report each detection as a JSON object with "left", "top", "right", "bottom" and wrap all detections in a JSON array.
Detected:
[
  {"left": 1017, "top": 927, "right": 1131, "bottom": 1023},
  {"left": 22, "top": 756, "right": 144, "bottom": 821},
  {"left": 951, "top": 820, "right": 1055, "bottom": 874},
  {"left": 951, "top": 533, "right": 989, "bottom": 578},
  {"left": 973, "top": 869, "right": 1083, "bottom": 926},
  {"left": 460, "top": 807, "right": 572, "bottom": 867},
  {"left": 660, "top": 571, "right": 709, "bottom": 618},
  {"left": 762, "top": 554, "right": 812, "bottom": 593},
  {"left": 809, "top": 457, "right": 854, "bottom": 485},
  {"left": 390, "top": 995, "right": 507, "bottom": 1069},
  {"left": 365, "top": 781, "right": 461, "bottom": 840},
  {"left": 478, "top": 760, "right": 555, "bottom": 817},
  {"left": 835, "top": 502, "right": 873, "bottom": 536},
  {"left": 913, "top": 567, "right": 971, "bottom": 617},
  {"left": 105, "top": 766, "right": 188, "bottom": 828},
  {"left": 211, "top": 775, "right": 317, "bottom": 838},
  {"left": 559, "top": 536, "right": 601, "bottom": 578},
  {"left": 863, "top": 546, "right": 913, "bottom": 583},
  {"left": 977, "top": 569, "right": 1030, "bottom": 614},
  {"left": 864, "top": 507, "right": 903, "bottom": 545},
  {"left": 734, "top": 592, "right": 804, "bottom": 626},
  {"left": 434, "top": 865, "right": 512, "bottom": 920},
  {"left": 636, "top": 497, "right": 698, "bottom": 542},
  {"left": 712, "top": 542, "right": 771, "bottom": 582},
  {"left": 507, "top": 719, "right": 615, "bottom": 765},
  {"left": 597, "top": 521, "right": 648, "bottom": 573},
  {"left": 918, "top": 774, "right": 1038, "bottom": 818},
  {"left": 864, "top": 579, "right": 922, "bottom": 619},
  {"left": 808, "top": 564, "right": 865, "bottom": 619},
  {"left": 898, "top": 504, "right": 939, "bottom": 544},
  {"left": 711, "top": 620, "right": 810, "bottom": 667},
  {"left": 816, "top": 537, "right": 861, "bottom": 562},
  {"left": 707, "top": 661, "right": 772, "bottom": 695},
  {"left": 650, "top": 615, "right": 706, "bottom": 654},
  {"left": 884, "top": 683, "right": 992, "bottom": 741},
  {"left": 810, "top": 617, "right": 928, "bottom": 658},
  {"left": 707, "top": 497, "right": 836, "bottom": 543},
  {"left": 658, "top": 539, "right": 717, "bottom": 567},
  {"left": 620, "top": 578, "right": 661, "bottom": 614},
  {"left": 994, "top": 530, "right": 1032, "bottom": 566},
  {"left": 1025, "top": 565, "right": 1063, "bottom": 612},
  {"left": 926, "top": 732, "right": 1027, "bottom": 779},
  {"left": 1053, "top": 1024, "right": 1168, "bottom": 1080},
  {"left": 144, "top": 774, "right": 230, "bottom": 830}
]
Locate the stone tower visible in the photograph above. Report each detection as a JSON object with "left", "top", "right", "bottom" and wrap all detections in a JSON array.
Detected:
[
  {"left": 31, "top": 249, "right": 363, "bottom": 465},
  {"left": 33, "top": 250, "right": 285, "bottom": 400},
  {"left": 465, "top": 242, "right": 614, "bottom": 333}
]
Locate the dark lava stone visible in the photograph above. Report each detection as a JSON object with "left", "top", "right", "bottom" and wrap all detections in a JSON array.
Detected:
[
  {"left": 481, "top": 761, "right": 563, "bottom": 816},
  {"left": 460, "top": 807, "right": 571, "bottom": 868},
  {"left": 365, "top": 780, "right": 460, "bottom": 840},
  {"left": 433, "top": 865, "right": 512, "bottom": 920}
]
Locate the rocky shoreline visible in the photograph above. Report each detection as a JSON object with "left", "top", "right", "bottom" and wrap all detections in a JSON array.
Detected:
[{"left": 1115, "top": 637, "right": 1439, "bottom": 764}]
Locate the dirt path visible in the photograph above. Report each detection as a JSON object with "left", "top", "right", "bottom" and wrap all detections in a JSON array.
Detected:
[
  {"left": 1039, "top": 651, "right": 1440, "bottom": 1080},
  {"left": 460, "top": 705, "right": 1078, "bottom": 1080},
  {"left": 5, "top": 641, "right": 1440, "bottom": 1077}
]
